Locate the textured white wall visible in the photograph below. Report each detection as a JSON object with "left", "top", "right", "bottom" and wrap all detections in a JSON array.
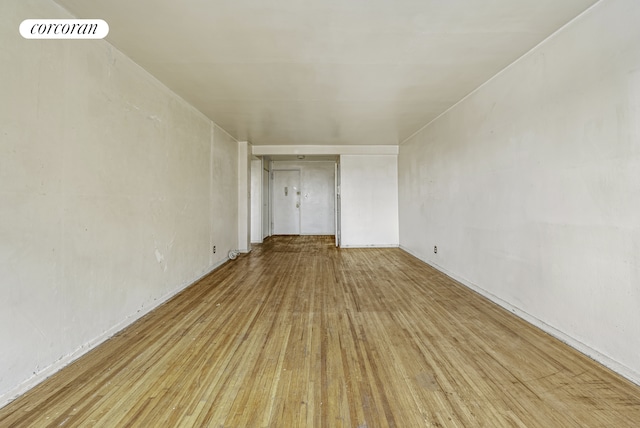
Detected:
[
  {"left": 262, "top": 167, "right": 270, "bottom": 239},
  {"left": 237, "top": 142, "right": 251, "bottom": 252},
  {"left": 212, "top": 127, "right": 239, "bottom": 258},
  {"left": 272, "top": 161, "right": 336, "bottom": 235},
  {"left": 0, "top": 0, "right": 238, "bottom": 403},
  {"left": 340, "top": 155, "right": 399, "bottom": 247},
  {"left": 250, "top": 159, "right": 263, "bottom": 243},
  {"left": 398, "top": 0, "right": 640, "bottom": 383}
]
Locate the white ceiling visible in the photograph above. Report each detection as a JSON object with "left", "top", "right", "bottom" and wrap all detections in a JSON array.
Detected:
[{"left": 54, "top": 0, "right": 598, "bottom": 146}]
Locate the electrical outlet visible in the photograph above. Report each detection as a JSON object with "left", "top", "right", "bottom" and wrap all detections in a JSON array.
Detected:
[
  {"left": 434, "top": 246, "right": 437, "bottom": 254},
  {"left": 213, "top": 245, "right": 216, "bottom": 254}
]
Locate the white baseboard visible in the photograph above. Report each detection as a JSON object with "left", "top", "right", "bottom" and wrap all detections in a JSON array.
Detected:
[
  {"left": 340, "top": 244, "right": 400, "bottom": 248},
  {"left": 399, "top": 245, "right": 640, "bottom": 386},
  {"left": 0, "top": 258, "right": 229, "bottom": 408}
]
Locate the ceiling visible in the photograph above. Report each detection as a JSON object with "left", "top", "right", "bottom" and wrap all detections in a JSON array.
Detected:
[{"left": 54, "top": 0, "right": 598, "bottom": 146}]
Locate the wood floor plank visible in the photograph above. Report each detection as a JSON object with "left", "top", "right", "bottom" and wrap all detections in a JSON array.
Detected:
[{"left": 1, "top": 235, "right": 639, "bottom": 427}]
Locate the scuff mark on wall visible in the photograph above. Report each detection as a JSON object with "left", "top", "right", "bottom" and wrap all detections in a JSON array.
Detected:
[
  {"left": 124, "top": 101, "right": 140, "bottom": 112},
  {"left": 154, "top": 248, "right": 167, "bottom": 272}
]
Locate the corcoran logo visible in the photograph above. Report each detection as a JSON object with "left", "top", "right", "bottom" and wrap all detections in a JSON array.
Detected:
[{"left": 20, "top": 19, "right": 109, "bottom": 39}]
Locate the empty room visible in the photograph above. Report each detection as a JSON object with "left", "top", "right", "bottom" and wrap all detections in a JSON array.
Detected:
[{"left": 1, "top": 0, "right": 640, "bottom": 426}]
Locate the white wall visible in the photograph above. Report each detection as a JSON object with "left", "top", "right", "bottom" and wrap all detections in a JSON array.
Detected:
[
  {"left": 262, "top": 163, "right": 271, "bottom": 239},
  {"left": 272, "top": 161, "right": 335, "bottom": 235},
  {"left": 237, "top": 142, "right": 251, "bottom": 252},
  {"left": 340, "top": 155, "right": 399, "bottom": 247},
  {"left": 0, "top": 0, "right": 238, "bottom": 404},
  {"left": 398, "top": 0, "right": 640, "bottom": 383},
  {"left": 253, "top": 145, "right": 398, "bottom": 156},
  {"left": 212, "top": 127, "right": 240, "bottom": 258},
  {"left": 250, "top": 159, "right": 263, "bottom": 243}
]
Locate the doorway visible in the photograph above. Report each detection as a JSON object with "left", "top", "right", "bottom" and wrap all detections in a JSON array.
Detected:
[{"left": 272, "top": 169, "right": 301, "bottom": 235}]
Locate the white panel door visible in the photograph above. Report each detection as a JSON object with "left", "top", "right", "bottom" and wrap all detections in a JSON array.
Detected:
[{"left": 272, "top": 169, "right": 301, "bottom": 235}]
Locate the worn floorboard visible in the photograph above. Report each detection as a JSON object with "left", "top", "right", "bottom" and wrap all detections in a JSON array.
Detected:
[{"left": 1, "top": 235, "right": 639, "bottom": 427}]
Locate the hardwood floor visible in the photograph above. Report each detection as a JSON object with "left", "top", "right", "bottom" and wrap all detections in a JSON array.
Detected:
[{"left": 1, "top": 236, "right": 639, "bottom": 427}]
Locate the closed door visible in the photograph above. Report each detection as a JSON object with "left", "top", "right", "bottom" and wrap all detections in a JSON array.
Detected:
[{"left": 272, "top": 170, "right": 300, "bottom": 235}]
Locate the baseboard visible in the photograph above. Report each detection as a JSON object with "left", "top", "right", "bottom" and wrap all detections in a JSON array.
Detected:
[
  {"left": 340, "top": 244, "right": 400, "bottom": 248},
  {"left": 399, "top": 245, "right": 640, "bottom": 387},
  {"left": 300, "top": 233, "right": 335, "bottom": 236},
  {"left": 0, "top": 257, "right": 230, "bottom": 408}
]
